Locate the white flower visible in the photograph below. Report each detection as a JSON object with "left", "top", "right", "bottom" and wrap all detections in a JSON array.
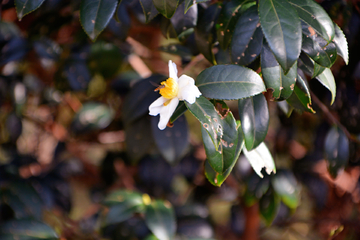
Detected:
[{"left": 149, "top": 60, "right": 201, "bottom": 130}]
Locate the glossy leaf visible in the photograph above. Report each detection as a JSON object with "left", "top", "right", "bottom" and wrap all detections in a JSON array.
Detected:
[
  {"left": 324, "top": 126, "right": 349, "bottom": 178},
  {"left": 271, "top": 169, "right": 300, "bottom": 209},
  {"left": 258, "top": 0, "right": 301, "bottom": 73},
  {"left": 153, "top": 0, "right": 179, "bottom": 18},
  {"left": 259, "top": 189, "right": 280, "bottom": 225},
  {"left": 299, "top": 52, "right": 325, "bottom": 78},
  {"left": 202, "top": 111, "right": 238, "bottom": 174},
  {"left": 140, "top": 0, "right": 159, "bottom": 23},
  {"left": 151, "top": 115, "right": 189, "bottom": 164},
  {"left": 288, "top": 0, "right": 335, "bottom": 42},
  {"left": 238, "top": 93, "right": 269, "bottom": 151},
  {"left": 103, "top": 190, "right": 144, "bottom": 206},
  {"left": 231, "top": 5, "right": 263, "bottom": 66},
  {"left": 196, "top": 65, "right": 265, "bottom": 100},
  {"left": 145, "top": 200, "right": 176, "bottom": 240},
  {"left": 333, "top": 24, "right": 349, "bottom": 65},
  {"left": 80, "top": 0, "right": 118, "bottom": 40},
  {"left": 170, "top": 2, "right": 197, "bottom": 40},
  {"left": 316, "top": 68, "right": 336, "bottom": 105},
  {"left": 0, "top": 219, "right": 58, "bottom": 239},
  {"left": 184, "top": 0, "right": 209, "bottom": 13},
  {"left": 185, "top": 96, "right": 224, "bottom": 150},
  {"left": 286, "top": 74, "right": 315, "bottom": 113},
  {"left": 122, "top": 74, "right": 167, "bottom": 126},
  {"left": 15, "top": 0, "right": 46, "bottom": 20},
  {"left": 217, "top": 0, "right": 251, "bottom": 49},
  {"left": 261, "top": 42, "right": 297, "bottom": 100},
  {"left": 204, "top": 123, "right": 245, "bottom": 186},
  {"left": 302, "top": 23, "right": 337, "bottom": 68},
  {"left": 195, "top": 4, "right": 221, "bottom": 64},
  {"left": 243, "top": 142, "right": 276, "bottom": 178}
]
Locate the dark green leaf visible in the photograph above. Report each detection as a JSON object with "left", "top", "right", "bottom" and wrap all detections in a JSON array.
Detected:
[
  {"left": 324, "top": 126, "right": 349, "bottom": 178},
  {"left": 153, "top": 0, "right": 179, "bottom": 18},
  {"left": 15, "top": 0, "right": 46, "bottom": 20},
  {"left": 122, "top": 74, "right": 167, "bottom": 126},
  {"left": 333, "top": 24, "right": 349, "bottom": 65},
  {"left": 103, "top": 190, "right": 144, "bottom": 206},
  {"left": 151, "top": 115, "right": 189, "bottom": 164},
  {"left": 243, "top": 142, "right": 276, "bottom": 178},
  {"left": 170, "top": 2, "right": 197, "bottom": 41},
  {"left": 202, "top": 111, "right": 238, "bottom": 174},
  {"left": 301, "top": 23, "right": 337, "bottom": 68},
  {"left": 271, "top": 169, "right": 300, "bottom": 209},
  {"left": 259, "top": 188, "right": 280, "bottom": 225},
  {"left": 261, "top": 42, "right": 297, "bottom": 100},
  {"left": 204, "top": 122, "right": 244, "bottom": 186},
  {"left": 160, "top": 17, "right": 178, "bottom": 39},
  {"left": 125, "top": 117, "right": 154, "bottom": 163},
  {"left": 258, "top": 0, "right": 301, "bottom": 73},
  {"left": 0, "top": 219, "right": 58, "bottom": 239},
  {"left": 298, "top": 52, "right": 325, "bottom": 78},
  {"left": 231, "top": 5, "right": 263, "bottom": 66},
  {"left": 196, "top": 65, "right": 265, "bottom": 100},
  {"left": 145, "top": 200, "right": 176, "bottom": 240},
  {"left": 105, "top": 204, "right": 141, "bottom": 225},
  {"left": 288, "top": 0, "right": 335, "bottom": 43},
  {"left": 185, "top": 96, "right": 224, "bottom": 150},
  {"left": 286, "top": 74, "right": 315, "bottom": 113},
  {"left": 194, "top": 4, "right": 221, "bottom": 64},
  {"left": 140, "top": 0, "right": 159, "bottom": 23},
  {"left": 217, "top": 0, "right": 253, "bottom": 49},
  {"left": 170, "top": 101, "right": 187, "bottom": 123},
  {"left": 1, "top": 189, "right": 30, "bottom": 219},
  {"left": 80, "top": 0, "right": 118, "bottom": 40},
  {"left": 159, "top": 44, "right": 193, "bottom": 61},
  {"left": 244, "top": 173, "right": 271, "bottom": 206},
  {"left": 184, "top": 0, "right": 209, "bottom": 13},
  {"left": 315, "top": 68, "right": 336, "bottom": 105},
  {"left": 238, "top": 93, "right": 269, "bottom": 151}
]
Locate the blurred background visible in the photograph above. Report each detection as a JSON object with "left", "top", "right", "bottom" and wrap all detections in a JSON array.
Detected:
[{"left": 0, "top": 0, "right": 360, "bottom": 239}]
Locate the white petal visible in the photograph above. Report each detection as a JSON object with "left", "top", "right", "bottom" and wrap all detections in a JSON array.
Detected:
[
  {"left": 178, "top": 74, "right": 195, "bottom": 89},
  {"left": 158, "top": 97, "right": 179, "bottom": 130},
  {"left": 177, "top": 75, "right": 201, "bottom": 104},
  {"left": 149, "top": 97, "right": 167, "bottom": 116},
  {"left": 168, "top": 60, "right": 178, "bottom": 80}
]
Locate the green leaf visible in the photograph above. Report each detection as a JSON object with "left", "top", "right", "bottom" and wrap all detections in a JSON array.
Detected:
[
  {"left": 0, "top": 219, "right": 58, "bottom": 239},
  {"left": 184, "top": 0, "right": 209, "bottom": 13},
  {"left": 238, "top": 94, "right": 269, "bottom": 151},
  {"left": 286, "top": 74, "right": 315, "bottom": 113},
  {"left": 288, "top": 0, "right": 335, "bottom": 43},
  {"left": 244, "top": 173, "right": 271, "bottom": 206},
  {"left": 301, "top": 23, "right": 337, "bottom": 68},
  {"left": 258, "top": 0, "right": 301, "bottom": 73},
  {"left": 140, "top": 0, "right": 159, "bottom": 23},
  {"left": 125, "top": 117, "right": 154, "bottom": 163},
  {"left": 196, "top": 65, "right": 265, "bottom": 100},
  {"left": 271, "top": 169, "right": 300, "bottom": 209},
  {"left": 122, "top": 74, "right": 167, "bottom": 126},
  {"left": 151, "top": 115, "right": 189, "bottom": 164},
  {"left": 204, "top": 122, "right": 244, "bottom": 186},
  {"left": 1, "top": 189, "right": 30, "bottom": 219},
  {"left": 259, "top": 188, "right": 280, "bottom": 226},
  {"left": 324, "top": 126, "right": 349, "bottom": 178},
  {"left": 170, "top": 2, "right": 197, "bottom": 40},
  {"left": 261, "top": 42, "right": 297, "bottom": 100},
  {"left": 153, "top": 0, "right": 179, "bottom": 18},
  {"left": 185, "top": 96, "right": 224, "bottom": 150},
  {"left": 80, "top": 0, "right": 118, "bottom": 40},
  {"left": 15, "top": 0, "right": 46, "bottom": 20},
  {"left": 103, "top": 190, "right": 144, "bottom": 206},
  {"left": 299, "top": 52, "right": 325, "bottom": 78},
  {"left": 194, "top": 4, "right": 221, "bottom": 64},
  {"left": 315, "top": 68, "right": 336, "bottom": 105},
  {"left": 145, "top": 200, "right": 176, "bottom": 240},
  {"left": 333, "top": 24, "right": 349, "bottom": 65},
  {"left": 243, "top": 142, "right": 276, "bottom": 178},
  {"left": 202, "top": 111, "right": 238, "bottom": 174},
  {"left": 217, "top": 0, "right": 253, "bottom": 50},
  {"left": 231, "top": 5, "right": 263, "bottom": 66},
  {"left": 170, "top": 101, "right": 187, "bottom": 123}
]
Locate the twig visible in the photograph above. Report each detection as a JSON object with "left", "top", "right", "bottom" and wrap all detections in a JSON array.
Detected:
[{"left": 179, "top": 54, "right": 205, "bottom": 76}]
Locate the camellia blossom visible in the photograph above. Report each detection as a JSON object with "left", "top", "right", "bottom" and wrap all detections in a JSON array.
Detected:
[{"left": 149, "top": 60, "right": 201, "bottom": 130}]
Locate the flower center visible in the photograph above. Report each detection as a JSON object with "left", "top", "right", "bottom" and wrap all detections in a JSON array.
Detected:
[{"left": 159, "top": 77, "right": 178, "bottom": 99}]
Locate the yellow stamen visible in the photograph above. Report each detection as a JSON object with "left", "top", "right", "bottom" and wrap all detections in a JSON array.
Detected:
[
  {"left": 159, "top": 77, "right": 178, "bottom": 99},
  {"left": 142, "top": 194, "right": 151, "bottom": 205}
]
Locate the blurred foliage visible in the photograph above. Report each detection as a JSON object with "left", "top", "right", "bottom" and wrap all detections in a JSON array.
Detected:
[{"left": 0, "top": 0, "right": 359, "bottom": 240}]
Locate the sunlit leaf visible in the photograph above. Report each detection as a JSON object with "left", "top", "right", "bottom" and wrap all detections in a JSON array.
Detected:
[
  {"left": 286, "top": 74, "right": 315, "bottom": 113},
  {"left": 271, "top": 169, "right": 300, "bottom": 209},
  {"left": 0, "top": 219, "right": 58, "bottom": 239},
  {"left": 333, "top": 23, "right": 349, "bottom": 65},
  {"left": 153, "top": 0, "right": 179, "bottom": 18},
  {"left": 316, "top": 68, "right": 336, "bottom": 105},
  {"left": 243, "top": 142, "right": 275, "bottom": 178}
]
